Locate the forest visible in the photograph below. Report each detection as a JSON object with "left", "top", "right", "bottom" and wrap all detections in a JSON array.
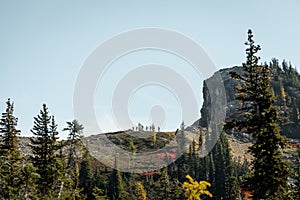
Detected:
[{"left": 1, "top": 30, "right": 300, "bottom": 200}]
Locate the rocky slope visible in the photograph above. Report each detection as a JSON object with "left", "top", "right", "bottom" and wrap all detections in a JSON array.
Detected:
[{"left": 16, "top": 62, "right": 300, "bottom": 170}]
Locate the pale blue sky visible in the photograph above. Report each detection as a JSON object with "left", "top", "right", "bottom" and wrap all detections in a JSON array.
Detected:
[{"left": 1, "top": 1, "right": 300, "bottom": 138}]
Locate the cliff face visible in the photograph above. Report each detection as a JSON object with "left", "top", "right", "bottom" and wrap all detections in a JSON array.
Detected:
[
  {"left": 199, "top": 66, "right": 241, "bottom": 128},
  {"left": 198, "top": 63, "right": 300, "bottom": 139}
]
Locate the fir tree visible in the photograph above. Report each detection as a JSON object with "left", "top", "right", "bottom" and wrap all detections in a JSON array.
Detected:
[
  {"left": 154, "top": 167, "right": 170, "bottom": 199},
  {"left": 291, "top": 100, "right": 299, "bottom": 124},
  {"left": 79, "top": 150, "right": 94, "bottom": 199},
  {"left": 110, "top": 169, "right": 125, "bottom": 200},
  {"left": 211, "top": 132, "right": 235, "bottom": 199},
  {"left": 225, "top": 30, "right": 290, "bottom": 199},
  {"left": 30, "top": 104, "right": 61, "bottom": 198},
  {"left": 170, "top": 178, "right": 184, "bottom": 199},
  {"left": 20, "top": 163, "right": 39, "bottom": 199},
  {"left": 0, "top": 99, "right": 22, "bottom": 199},
  {"left": 107, "top": 154, "right": 128, "bottom": 199}
]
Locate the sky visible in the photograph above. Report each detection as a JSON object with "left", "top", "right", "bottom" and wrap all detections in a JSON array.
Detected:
[{"left": 1, "top": 1, "right": 300, "bottom": 138}]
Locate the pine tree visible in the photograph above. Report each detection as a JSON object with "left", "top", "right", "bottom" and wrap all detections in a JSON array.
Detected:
[
  {"left": 79, "top": 150, "right": 94, "bottom": 199},
  {"left": 108, "top": 155, "right": 128, "bottom": 200},
  {"left": 170, "top": 178, "right": 184, "bottom": 199},
  {"left": 225, "top": 30, "right": 290, "bottom": 199},
  {"left": 207, "top": 153, "right": 215, "bottom": 195},
  {"left": 0, "top": 99, "right": 22, "bottom": 199},
  {"left": 176, "top": 153, "right": 189, "bottom": 182},
  {"left": 20, "top": 162, "right": 39, "bottom": 199},
  {"left": 61, "top": 119, "right": 84, "bottom": 198},
  {"left": 187, "top": 140, "right": 199, "bottom": 179},
  {"left": 110, "top": 168, "right": 125, "bottom": 200},
  {"left": 291, "top": 100, "right": 299, "bottom": 124},
  {"left": 154, "top": 167, "right": 172, "bottom": 200},
  {"left": 30, "top": 104, "right": 61, "bottom": 198},
  {"left": 212, "top": 132, "right": 235, "bottom": 199},
  {"left": 49, "top": 116, "right": 63, "bottom": 194}
]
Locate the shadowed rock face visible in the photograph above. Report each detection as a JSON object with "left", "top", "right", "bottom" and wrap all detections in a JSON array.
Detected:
[{"left": 199, "top": 66, "right": 241, "bottom": 129}]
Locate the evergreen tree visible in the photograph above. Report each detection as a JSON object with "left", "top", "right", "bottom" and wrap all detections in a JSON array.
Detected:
[
  {"left": 61, "top": 119, "right": 84, "bottom": 198},
  {"left": 154, "top": 167, "right": 172, "bottom": 200},
  {"left": 79, "top": 150, "right": 94, "bottom": 199},
  {"left": 194, "top": 131, "right": 237, "bottom": 199},
  {"left": 30, "top": 104, "right": 61, "bottom": 198},
  {"left": 225, "top": 30, "right": 290, "bottom": 199},
  {"left": 56, "top": 120, "right": 84, "bottom": 199},
  {"left": 92, "top": 166, "right": 109, "bottom": 198},
  {"left": 187, "top": 140, "right": 199, "bottom": 179},
  {"left": 0, "top": 99, "right": 22, "bottom": 199},
  {"left": 169, "top": 178, "right": 184, "bottom": 199},
  {"left": 20, "top": 163, "right": 39, "bottom": 199},
  {"left": 212, "top": 132, "right": 235, "bottom": 199},
  {"left": 108, "top": 155, "right": 127, "bottom": 200},
  {"left": 176, "top": 153, "right": 189, "bottom": 182},
  {"left": 291, "top": 100, "right": 299, "bottom": 124},
  {"left": 207, "top": 153, "right": 215, "bottom": 195},
  {"left": 49, "top": 116, "right": 63, "bottom": 194}
]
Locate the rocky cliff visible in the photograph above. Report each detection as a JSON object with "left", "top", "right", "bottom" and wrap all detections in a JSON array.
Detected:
[{"left": 198, "top": 61, "right": 300, "bottom": 140}]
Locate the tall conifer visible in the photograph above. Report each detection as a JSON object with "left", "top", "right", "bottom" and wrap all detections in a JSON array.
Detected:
[
  {"left": 0, "top": 99, "right": 22, "bottom": 199},
  {"left": 30, "top": 104, "right": 61, "bottom": 198},
  {"left": 225, "top": 30, "right": 290, "bottom": 199}
]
